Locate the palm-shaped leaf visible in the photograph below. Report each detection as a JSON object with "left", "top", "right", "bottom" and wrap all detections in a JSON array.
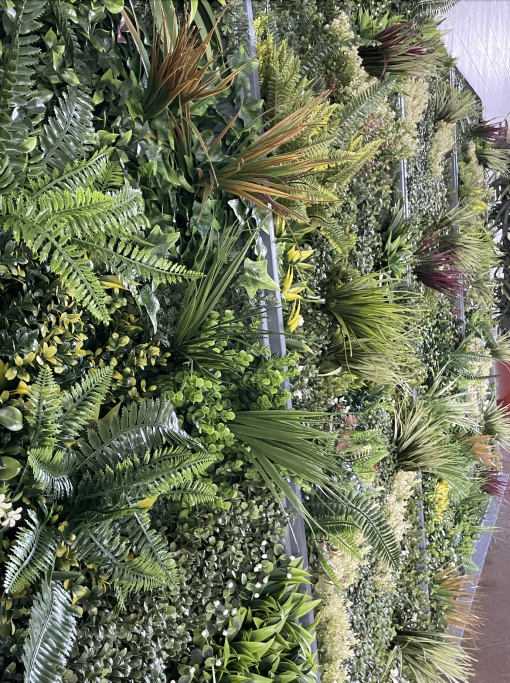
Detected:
[
  {"left": 4, "top": 510, "right": 60, "bottom": 594},
  {"left": 22, "top": 580, "right": 78, "bottom": 683}
]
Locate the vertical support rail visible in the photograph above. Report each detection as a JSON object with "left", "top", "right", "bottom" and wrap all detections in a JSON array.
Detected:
[
  {"left": 241, "top": 0, "right": 319, "bottom": 658},
  {"left": 398, "top": 94, "right": 429, "bottom": 599}
]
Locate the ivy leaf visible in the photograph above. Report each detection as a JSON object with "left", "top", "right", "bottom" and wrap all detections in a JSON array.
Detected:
[
  {"left": 238, "top": 259, "right": 279, "bottom": 298},
  {"left": 138, "top": 285, "right": 160, "bottom": 333}
]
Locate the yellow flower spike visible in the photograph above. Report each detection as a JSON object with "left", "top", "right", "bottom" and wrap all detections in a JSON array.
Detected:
[
  {"left": 282, "top": 267, "right": 294, "bottom": 292},
  {"left": 286, "top": 300, "right": 303, "bottom": 333},
  {"left": 286, "top": 244, "right": 314, "bottom": 263}
]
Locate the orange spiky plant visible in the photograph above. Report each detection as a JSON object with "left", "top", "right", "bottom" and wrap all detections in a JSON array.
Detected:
[
  {"left": 124, "top": 3, "right": 249, "bottom": 120},
  {"left": 196, "top": 96, "right": 377, "bottom": 219},
  {"left": 461, "top": 433, "right": 503, "bottom": 468},
  {"left": 433, "top": 567, "right": 483, "bottom": 640}
]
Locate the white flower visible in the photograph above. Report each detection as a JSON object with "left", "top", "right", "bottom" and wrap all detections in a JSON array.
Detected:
[
  {"left": 261, "top": 553, "right": 267, "bottom": 559},
  {"left": 222, "top": 609, "right": 229, "bottom": 616},
  {"left": 255, "top": 583, "right": 261, "bottom": 588},
  {"left": 287, "top": 573, "right": 292, "bottom": 579},
  {"left": 254, "top": 593, "right": 260, "bottom": 598},
  {"left": 222, "top": 630, "right": 228, "bottom": 636},
  {"left": 263, "top": 576, "right": 269, "bottom": 583},
  {"left": 2, "top": 507, "right": 22, "bottom": 527},
  {"left": 215, "top": 660, "right": 222, "bottom": 667},
  {"left": 290, "top": 556, "right": 295, "bottom": 560},
  {"left": 231, "top": 608, "right": 237, "bottom": 615},
  {"left": 0, "top": 493, "right": 12, "bottom": 516},
  {"left": 213, "top": 600, "right": 220, "bottom": 607},
  {"left": 201, "top": 630, "right": 209, "bottom": 638},
  {"left": 227, "top": 581, "right": 234, "bottom": 588},
  {"left": 261, "top": 540, "right": 267, "bottom": 546}
]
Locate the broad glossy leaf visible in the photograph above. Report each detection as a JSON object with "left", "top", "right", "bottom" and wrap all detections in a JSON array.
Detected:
[
  {"left": 238, "top": 259, "right": 279, "bottom": 298},
  {"left": 0, "top": 406, "right": 23, "bottom": 431}
]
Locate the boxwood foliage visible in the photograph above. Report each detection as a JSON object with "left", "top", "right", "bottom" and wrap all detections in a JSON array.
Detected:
[{"left": 0, "top": 477, "right": 289, "bottom": 682}]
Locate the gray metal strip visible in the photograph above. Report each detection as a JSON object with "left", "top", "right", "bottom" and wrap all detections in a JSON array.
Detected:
[{"left": 240, "top": 0, "right": 318, "bottom": 656}]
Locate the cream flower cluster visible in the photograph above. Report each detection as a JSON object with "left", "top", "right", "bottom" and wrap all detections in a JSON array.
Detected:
[{"left": 0, "top": 493, "right": 22, "bottom": 527}]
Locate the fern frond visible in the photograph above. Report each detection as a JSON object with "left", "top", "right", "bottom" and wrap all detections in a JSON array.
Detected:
[
  {"left": 307, "top": 490, "right": 399, "bottom": 568},
  {"left": 76, "top": 447, "right": 216, "bottom": 502},
  {"left": 4, "top": 510, "right": 59, "bottom": 594},
  {"left": 37, "top": 87, "right": 96, "bottom": 170},
  {"left": 74, "top": 237, "right": 201, "bottom": 287},
  {"left": 333, "top": 77, "right": 398, "bottom": 147},
  {"left": 26, "top": 367, "right": 62, "bottom": 448},
  {"left": 28, "top": 150, "right": 110, "bottom": 196},
  {"left": 28, "top": 448, "right": 75, "bottom": 497},
  {"left": 74, "top": 522, "right": 170, "bottom": 592},
  {"left": 77, "top": 399, "right": 202, "bottom": 471},
  {"left": 0, "top": 0, "right": 46, "bottom": 150},
  {"left": 0, "top": 155, "right": 17, "bottom": 194},
  {"left": 58, "top": 367, "right": 114, "bottom": 445},
  {"left": 22, "top": 580, "right": 78, "bottom": 683},
  {"left": 120, "top": 513, "right": 178, "bottom": 587},
  {"left": 92, "top": 160, "right": 125, "bottom": 192}
]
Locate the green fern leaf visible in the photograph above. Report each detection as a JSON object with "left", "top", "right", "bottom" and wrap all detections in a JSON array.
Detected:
[
  {"left": 92, "top": 159, "right": 125, "bottom": 192},
  {"left": 77, "top": 399, "right": 202, "bottom": 472},
  {"left": 73, "top": 522, "right": 170, "bottom": 592},
  {"left": 4, "top": 510, "right": 59, "bottom": 594},
  {"left": 26, "top": 367, "right": 62, "bottom": 448},
  {"left": 28, "top": 150, "right": 110, "bottom": 196},
  {"left": 22, "top": 579, "right": 78, "bottom": 683},
  {"left": 28, "top": 448, "right": 75, "bottom": 497},
  {"left": 75, "top": 447, "right": 216, "bottom": 502},
  {"left": 74, "top": 236, "right": 201, "bottom": 287},
  {"left": 37, "top": 87, "right": 96, "bottom": 170},
  {"left": 58, "top": 367, "right": 114, "bottom": 445},
  {"left": 333, "top": 77, "right": 398, "bottom": 147},
  {"left": 120, "top": 513, "right": 178, "bottom": 587},
  {"left": 307, "top": 490, "right": 399, "bottom": 568},
  {"left": 0, "top": 0, "right": 46, "bottom": 161}
]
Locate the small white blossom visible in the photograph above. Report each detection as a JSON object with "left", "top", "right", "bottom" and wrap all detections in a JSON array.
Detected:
[
  {"left": 2, "top": 507, "right": 22, "bottom": 528},
  {"left": 223, "top": 609, "right": 229, "bottom": 616},
  {"left": 261, "top": 540, "right": 267, "bottom": 546},
  {"left": 263, "top": 576, "right": 269, "bottom": 583},
  {"left": 290, "top": 556, "right": 295, "bottom": 560},
  {"left": 231, "top": 608, "right": 237, "bottom": 615},
  {"left": 222, "top": 630, "right": 228, "bottom": 636},
  {"left": 255, "top": 583, "right": 261, "bottom": 588},
  {"left": 227, "top": 581, "right": 234, "bottom": 588},
  {"left": 287, "top": 573, "right": 292, "bottom": 579},
  {"left": 254, "top": 593, "right": 260, "bottom": 598},
  {"left": 213, "top": 600, "right": 220, "bottom": 607},
  {"left": 201, "top": 630, "right": 209, "bottom": 638},
  {"left": 215, "top": 660, "right": 222, "bottom": 667}
]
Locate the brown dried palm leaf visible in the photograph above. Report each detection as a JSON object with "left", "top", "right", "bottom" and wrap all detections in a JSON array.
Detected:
[
  {"left": 462, "top": 433, "right": 502, "bottom": 468},
  {"left": 140, "top": 7, "right": 250, "bottom": 119},
  {"left": 434, "top": 567, "right": 483, "bottom": 639},
  {"left": 199, "top": 97, "right": 363, "bottom": 219}
]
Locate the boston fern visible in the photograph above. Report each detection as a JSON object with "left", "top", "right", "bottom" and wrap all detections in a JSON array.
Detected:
[
  {"left": 4, "top": 366, "right": 215, "bottom": 678},
  {"left": 0, "top": 150, "right": 199, "bottom": 323}
]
